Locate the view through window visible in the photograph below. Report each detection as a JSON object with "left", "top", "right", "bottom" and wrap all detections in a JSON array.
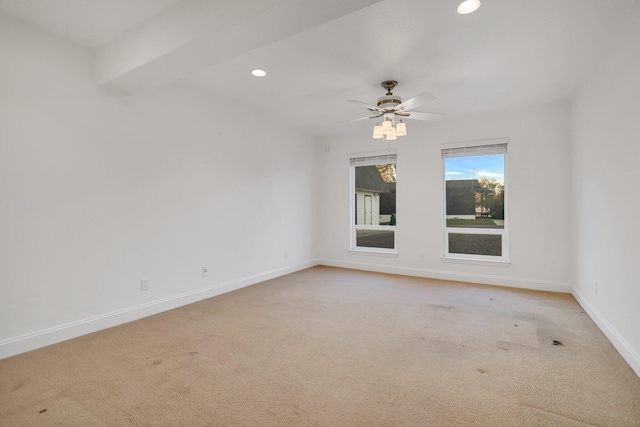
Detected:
[
  {"left": 442, "top": 142, "right": 507, "bottom": 260},
  {"left": 351, "top": 154, "right": 397, "bottom": 252}
]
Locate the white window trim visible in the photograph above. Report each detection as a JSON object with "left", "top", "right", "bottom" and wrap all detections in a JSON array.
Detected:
[
  {"left": 350, "top": 150, "right": 398, "bottom": 255},
  {"left": 442, "top": 138, "right": 509, "bottom": 262}
]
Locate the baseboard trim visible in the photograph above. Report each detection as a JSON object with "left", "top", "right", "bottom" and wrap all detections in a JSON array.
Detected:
[
  {"left": 319, "top": 259, "right": 572, "bottom": 293},
  {"left": 0, "top": 260, "right": 319, "bottom": 360},
  {"left": 571, "top": 288, "right": 640, "bottom": 378}
]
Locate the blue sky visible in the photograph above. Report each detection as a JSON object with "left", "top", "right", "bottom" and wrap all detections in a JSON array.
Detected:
[{"left": 445, "top": 154, "right": 504, "bottom": 183}]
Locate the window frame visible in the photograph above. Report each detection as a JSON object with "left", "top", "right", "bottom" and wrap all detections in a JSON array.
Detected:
[
  {"left": 441, "top": 139, "right": 509, "bottom": 263},
  {"left": 350, "top": 151, "right": 398, "bottom": 255}
]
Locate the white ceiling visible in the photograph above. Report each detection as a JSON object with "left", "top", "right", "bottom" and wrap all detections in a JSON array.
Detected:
[
  {"left": 0, "top": 0, "right": 182, "bottom": 48},
  {"left": 1, "top": 0, "right": 635, "bottom": 138}
]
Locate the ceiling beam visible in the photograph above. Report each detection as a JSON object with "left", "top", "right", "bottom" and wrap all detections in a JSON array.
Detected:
[{"left": 96, "top": 0, "right": 383, "bottom": 94}]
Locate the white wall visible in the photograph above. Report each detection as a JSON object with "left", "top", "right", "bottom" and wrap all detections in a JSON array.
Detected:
[
  {"left": 0, "top": 14, "right": 319, "bottom": 358},
  {"left": 570, "top": 5, "right": 640, "bottom": 376},
  {"left": 318, "top": 103, "right": 572, "bottom": 292}
]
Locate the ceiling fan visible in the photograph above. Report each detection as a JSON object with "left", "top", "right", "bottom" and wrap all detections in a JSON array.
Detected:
[{"left": 349, "top": 80, "right": 444, "bottom": 140}]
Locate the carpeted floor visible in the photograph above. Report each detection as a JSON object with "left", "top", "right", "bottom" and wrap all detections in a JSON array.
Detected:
[{"left": 1, "top": 266, "right": 639, "bottom": 426}]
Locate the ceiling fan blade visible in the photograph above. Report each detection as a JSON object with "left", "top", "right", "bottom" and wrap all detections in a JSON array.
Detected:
[
  {"left": 394, "top": 92, "right": 436, "bottom": 112},
  {"left": 350, "top": 114, "right": 384, "bottom": 121},
  {"left": 348, "top": 99, "right": 385, "bottom": 113},
  {"left": 401, "top": 112, "right": 445, "bottom": 121}
]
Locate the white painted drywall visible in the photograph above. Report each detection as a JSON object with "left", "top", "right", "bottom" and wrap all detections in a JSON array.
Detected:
[
  {"left": 0, "top": 14, "right": 318, "bottom": 355},
  {"left": 317, "top": 102, "right": 573, "bottom": 292},
  {"left": 570, "top": 5, "right": 640, "bottom": 375}
]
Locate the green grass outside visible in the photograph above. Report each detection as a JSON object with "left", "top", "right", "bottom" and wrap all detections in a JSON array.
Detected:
[{"left": 446, "top": 219, "right": 504, "bottom": 229}]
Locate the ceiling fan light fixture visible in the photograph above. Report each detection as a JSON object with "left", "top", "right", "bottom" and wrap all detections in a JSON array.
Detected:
[
  {"left": 396, "top": 121, "right": 407, "bottom": 136},
  {"left": 372, "top": 123, "right": 384, "bottom": 139},
  {"left": 349, "top": 79, "right": 442, "bottom": 143},
  {"left": 251, "top": 69, "right": 267, "bottom": 77},
  {"left": 457, "top": 0, "right": 481, "bottom": 14}
]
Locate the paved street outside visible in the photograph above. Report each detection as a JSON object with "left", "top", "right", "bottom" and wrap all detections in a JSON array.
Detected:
[{"left": 356, "top": 230, "right": 395, "bottom": 249}]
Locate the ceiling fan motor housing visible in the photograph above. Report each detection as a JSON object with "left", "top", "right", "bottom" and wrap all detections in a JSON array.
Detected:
[
  {"left": 377, "top": 80, "right": 402, "bottom": 110},
  {"left": 377, "top": 95, "right": 403, "bottom": 110}
]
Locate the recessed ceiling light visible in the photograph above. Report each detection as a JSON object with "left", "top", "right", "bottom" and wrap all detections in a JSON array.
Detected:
[
  {"left": 457, "top": 0, "right": 481, "bottom": 14},
  {"left": 251, "top": 69, "right": 267, "bottom": 77}
]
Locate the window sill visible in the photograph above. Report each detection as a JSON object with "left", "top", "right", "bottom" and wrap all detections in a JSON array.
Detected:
[
  {"left": 350, "top": 249, "right": 399, "bottom": 258},
  {"left": 440, "top": 257, "right": 511, "bottom": 267}
]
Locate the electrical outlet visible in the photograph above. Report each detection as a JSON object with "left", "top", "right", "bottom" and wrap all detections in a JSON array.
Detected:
[
  {"left": 595, "top": 281, "right": 598, "bottom": 295},
  {"left": 284, "top": 251, "right": 288, "bottom": 259},
  {"left": 420, "top": 253, "right": 425, "bottom": 261},
  {"left": 141, "top": 278, "right": 149, "bottom": 291},
  {"left": 202, "top": 267, "right": 209, "bottom": 277}
]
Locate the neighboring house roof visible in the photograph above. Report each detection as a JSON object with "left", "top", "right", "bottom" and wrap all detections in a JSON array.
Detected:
[
  {"left": 446, "top": 179, "right": 491, "bottom": 194},
  {"left": 355, "top": 165, "right": 394, "bottom": 193}
]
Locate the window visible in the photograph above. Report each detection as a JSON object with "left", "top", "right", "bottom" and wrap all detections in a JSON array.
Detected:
[
  {"left": 442, "top": 140, "right": 507, "bottom": 261},
  {"left": 350, "top": 153, "right": 397, "bottom": 253}
]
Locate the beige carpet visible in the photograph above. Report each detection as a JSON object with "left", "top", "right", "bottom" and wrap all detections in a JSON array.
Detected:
[{"left": 1, "top": 266, "right": 639, "bottom": 426}]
